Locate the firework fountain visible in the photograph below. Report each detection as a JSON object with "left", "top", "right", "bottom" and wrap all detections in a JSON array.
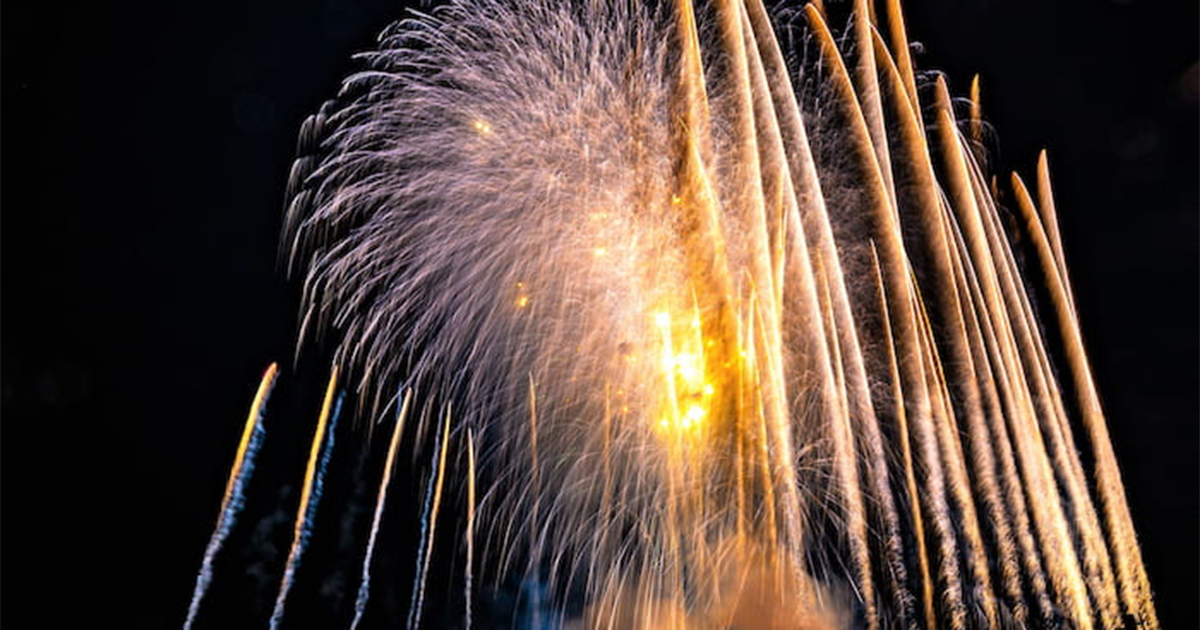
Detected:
[{"left": 186, "top": 0, "right": 1158, "bottom": 627}]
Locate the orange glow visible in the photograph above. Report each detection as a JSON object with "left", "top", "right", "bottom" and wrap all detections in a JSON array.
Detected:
[
  {"left": 515, "top": 281, "right": 529, "bottom": 308},
  {"left": 652, "top": 309, "right": 716, "bottom": 436}
]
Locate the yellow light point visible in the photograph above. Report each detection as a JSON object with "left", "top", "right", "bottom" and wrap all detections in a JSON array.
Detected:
[
  {"left": 593, "top": 247, "right": 607, "bottom": 257},
  {"left": 515, "top": 281, "right": 529, "bottom": 308},
  {"left": 672, "top": 353, "right": 702, "bottom": 383},
  {"left": 652, "top": 308, "right": 714, "bottom": 435},
  {"left": 671, "top": 194, "right": 683, "bottom": 205},
  {"left": 472, "top": 119, "right": 492, "bottom": 135}
]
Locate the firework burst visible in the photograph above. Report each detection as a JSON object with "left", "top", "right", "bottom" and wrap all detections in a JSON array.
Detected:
[{"left": 187, "top": 1, "right": 1159, "bottom": 628}]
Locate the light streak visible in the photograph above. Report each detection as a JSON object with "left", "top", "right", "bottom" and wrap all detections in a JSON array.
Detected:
[
  {"left": 268, "top": 367, "right": 342, "bottom": 630},
  {"left": 407, "top": 405, "right": 452, "bottom": 630},
  {"left": 350, "top": 389, "right": 413, "bottom": 630},
  {"left": 183, "top": 363, "right": 278, "bottom": 630}
]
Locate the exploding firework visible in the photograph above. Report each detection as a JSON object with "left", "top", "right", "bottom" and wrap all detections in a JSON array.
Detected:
[{"left": 186, "top": 0, "right": 1159, "bottom": 628}]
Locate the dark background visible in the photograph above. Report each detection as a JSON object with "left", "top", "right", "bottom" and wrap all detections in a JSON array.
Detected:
[{"left": 5, "top": 0, "right": 1196, "bottom": 627}]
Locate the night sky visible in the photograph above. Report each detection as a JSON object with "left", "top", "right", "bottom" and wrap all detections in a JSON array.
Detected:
[{"left": 5, "top": 0, "right": 1196, "bottom": 628}]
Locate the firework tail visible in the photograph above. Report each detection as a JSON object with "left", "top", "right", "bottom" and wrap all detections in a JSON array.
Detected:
[
  {"left": 407, "top": 404, "right": 452, "bottom": 630},
  {"left": 465, "top": 427, "right": 476, "bottom": 630},
  {"left": 525, "top": 377, "right": 542, "bottom": 630},
  {"left": 349, "top": 389, "right": 413, "bottom": 630},
  {"left": 1013, "top": 164, "right": 1157, "bottom": 627},
  {"left": 268, "top": 367, "right": 343, "bottom": 630},
  {"left": 183, "top": 363, "right": 278, "bottom": 630}
]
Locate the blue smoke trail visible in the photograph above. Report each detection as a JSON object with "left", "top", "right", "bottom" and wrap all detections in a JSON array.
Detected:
[
  {"left": 407, "top": 406, "right": 452, "bottom": 630},
  {"left": 349, "top": 390, "right": 412, "bottom": 630},
  {"left": 464, "top": 426, "right": 476, "bottom": 630},
  {"left": 183, "top": 364, "right": 278, "bottom": 630},
  {"left": 267, "top": 378, "right": 344, "bottom": 630}
]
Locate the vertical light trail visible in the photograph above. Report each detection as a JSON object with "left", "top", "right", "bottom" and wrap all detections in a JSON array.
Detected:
[
  {"left": 269, "top": 367, "right": 343, "bottom": 630},
  {"left": 525, "top": 377, "right": 543, "bottom": 630},
  {"left": 1010, "top": 172, "right": 1124, "bottom": 628},
  {"left": 465, "top": 427, "right": 477, "bottom": 630},
  {"left": 407, "top": 405, "right": 452, "bottom": 630},
  {"left": 870, "top": 248, "right": 933, "bottom": 630},
  {"left": 184, "top": 363, "right": 278, "bottom": 630},
  {"left": 350, "top": 389, "right": 413, "bottom": 630}
]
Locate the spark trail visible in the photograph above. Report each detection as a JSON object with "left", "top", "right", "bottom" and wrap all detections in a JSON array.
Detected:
[
  {"left": 268, "top": 368, "right": 343, "bottom": 630},
  {"left": 349, "top": 389, "right": 412, "bottom": 630},
  {"left": 464, "top": 427, "right": 476, "bottom": 630},
  {"left": 183, "top": 363, "right": 278, "bottom": 630},
  {"left": 188, "top": 0, "right": 1160, "bottom": 627},
  {"left": 407, "top": 405, "right": 453, "bottom": 630}
]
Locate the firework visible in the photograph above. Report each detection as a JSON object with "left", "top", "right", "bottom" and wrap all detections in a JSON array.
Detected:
[
  {"left": 183, "top": 363, "right": 278, "bottom": 630},
  {"left": 350, "top": 389, "right": 412, "bottom": 630},
  {"left": 189, "top": 0, "right": 1159, "bottom": 627},
  {"left": 269, "top": 369, "right": 343, "bottom": 629}
]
